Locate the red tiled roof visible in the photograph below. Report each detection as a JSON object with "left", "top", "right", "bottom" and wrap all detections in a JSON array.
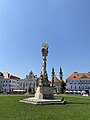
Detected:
[
  {"left": 66, "top": 72, "right": 90, "bottom": 80},
  {"left": 10, "top": 75, "right": 20, "bottom": 80},
  {"left": 54, "top": 76, "right": 62, "bottom": 83}
]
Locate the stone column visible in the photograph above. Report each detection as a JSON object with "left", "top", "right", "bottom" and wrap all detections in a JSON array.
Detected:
[
  {"left": 41, "top": 45, "right": 48, "bottom": 76},
  {"left": 42, "top": 56, "right": 47, "bottom": 75}
]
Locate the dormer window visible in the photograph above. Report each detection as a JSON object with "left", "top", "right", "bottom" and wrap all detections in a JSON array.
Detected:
[
  {"left": 73, "top": 76, "right": 76, "bottom": 78},
  {"left": 81, "top": 74, "right": 88, "bottom": 79}
]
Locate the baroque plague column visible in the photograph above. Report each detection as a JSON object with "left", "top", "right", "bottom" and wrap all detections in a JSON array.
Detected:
[
  {"left": 35, "top": 43, "right": 54, "bottom": 99},
  {"left": 20, "top": 43, "right": 65, "bottom": 104}
]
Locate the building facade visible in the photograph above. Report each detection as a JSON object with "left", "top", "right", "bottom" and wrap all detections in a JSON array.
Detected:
[
  {"left": 0, "top": 71, "right": 36, "bottom": 94},
  {"left": 53, "top": 76, "right": 62, "bottom": 93},
  {"left": 51, "top": 67, "right": 63, "bottom": 94},
  {"left": 66, "top": 72, "right": 90, "bottom": 94},
  {"left": 0, "top": 72, "right": 20, "bottom": 93},
  {"left": 2, "top": 78, "right": 18, "bottom": 93},
  {"left": 18, "top": 71, "right": 36, "bottom": 94}
]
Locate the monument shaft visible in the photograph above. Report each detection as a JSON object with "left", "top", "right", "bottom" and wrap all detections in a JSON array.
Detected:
[
  {"left": 42, "top": 57, "right": 46, "bottom": 75},
  {"left": 35, "top": 43, "right": 54, "bottom": 99}
]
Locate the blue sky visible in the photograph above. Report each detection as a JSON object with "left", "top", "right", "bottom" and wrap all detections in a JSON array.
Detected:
[{"left": 0, "top": 0, "right": 90, "bottom": 80}]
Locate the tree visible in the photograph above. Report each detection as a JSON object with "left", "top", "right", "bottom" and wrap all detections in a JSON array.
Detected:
[{"left": 61, "top": 80, "right": 66, "bottom": 93}]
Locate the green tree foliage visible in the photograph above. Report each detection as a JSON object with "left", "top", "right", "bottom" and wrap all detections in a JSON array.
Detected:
[{"left": 61, "top": 80, "right": 66, "bottom": 93}]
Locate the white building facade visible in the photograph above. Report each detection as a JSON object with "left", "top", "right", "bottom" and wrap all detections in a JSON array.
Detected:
[
  {"left": 0, "top": 71, "right": 36, "bottom": 94},
  {"left": 18, "top": 71, "right": 36, "bottom": 94},
  {"left": 2, "top": 78, "right": 18, "bottom": 93},
  {"left": 0, "top": 72, "right": 20, "bottom": 93},
  {"left": 66, "top": 72, "right": 90, "bottom": 94}
]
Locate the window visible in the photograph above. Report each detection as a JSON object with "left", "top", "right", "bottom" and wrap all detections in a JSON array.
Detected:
[
  {"left": 73, "top": 76, "right": 76, "bottom": 78},
  {"left": 75, "top": 86, "right": 76, "bottom": 89},
  {"left": 20, "top": 83, "right": 22, "bottom": 86},
  {"left": 81, "top": 75, "right": 88, "bottom": 79},
  {"left": 26, "top": 83, "right": 28, "bottom": 86},
  {"left": 71, "top": 86, "right": 72, "bottom": 89},
  {"left": 29, "top": 83, "right": 31, "bottom": 86},
  {"left": 82, "top": 86, "right": 84, "bottom": 89}
]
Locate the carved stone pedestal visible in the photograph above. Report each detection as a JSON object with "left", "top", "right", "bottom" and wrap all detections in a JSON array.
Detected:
[{"left": 35, "top": 86, "right": 54, "bottom": 99}]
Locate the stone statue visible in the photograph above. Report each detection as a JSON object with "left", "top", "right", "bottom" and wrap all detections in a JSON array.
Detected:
[{"left": 35, "top": 43, "right": 54, "bottom": 99}]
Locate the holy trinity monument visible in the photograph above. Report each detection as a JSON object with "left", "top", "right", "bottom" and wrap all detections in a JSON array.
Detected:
[{"left": 20, "top": 43, "right": 65, "bottom": 104}]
